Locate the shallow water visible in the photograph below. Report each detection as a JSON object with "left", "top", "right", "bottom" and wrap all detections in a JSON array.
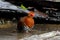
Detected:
[
  {"left": 0, "top": 24, "right": 60, "bottom": 40},
  {"left": 18, "top": 24, "right": 60, "bottom": 39}
]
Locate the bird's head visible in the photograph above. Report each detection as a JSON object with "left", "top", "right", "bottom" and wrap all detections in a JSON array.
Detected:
[{"left": 28, "top": 11, "right": 35, "bottom": 17}]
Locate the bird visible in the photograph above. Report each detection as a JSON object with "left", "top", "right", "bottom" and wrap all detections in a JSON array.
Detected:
[{"left": 18, "top": 11, "right": 35, "bottom": 33}]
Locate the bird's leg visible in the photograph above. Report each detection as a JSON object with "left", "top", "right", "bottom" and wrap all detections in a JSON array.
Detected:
[{"left": 24, "top": 26, "right": 31, "bottom": 33}]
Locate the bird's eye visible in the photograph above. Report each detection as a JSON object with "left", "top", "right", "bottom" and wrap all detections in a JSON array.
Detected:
[
  {"left": 30, "top": 13, "right": 35, "bottom": 17},
  {"left": 28, "top": 11, "right": 35, "bottom": 17}
]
